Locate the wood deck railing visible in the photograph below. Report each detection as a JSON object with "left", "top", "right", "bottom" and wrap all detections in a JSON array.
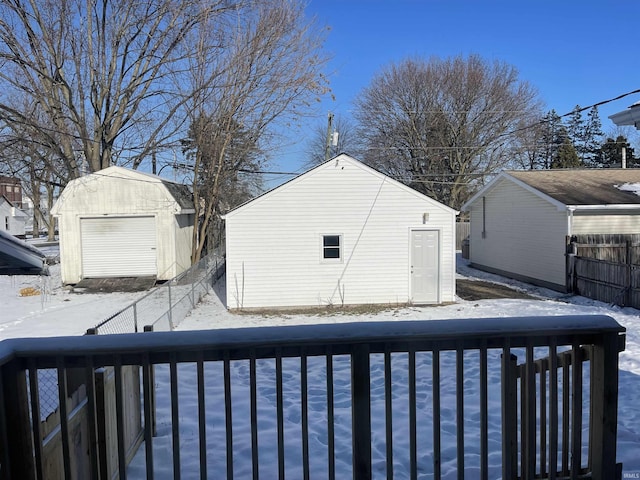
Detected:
[{"left": 0, "top": 315, "right": 625, "bottom": 479}]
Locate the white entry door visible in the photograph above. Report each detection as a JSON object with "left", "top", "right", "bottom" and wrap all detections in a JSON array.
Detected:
[
  {"left": 81, "top": 216, "right": 157, "bottom": 278},
  {"left": 410, "top": 229, "right": 440, "bottom": 303}
]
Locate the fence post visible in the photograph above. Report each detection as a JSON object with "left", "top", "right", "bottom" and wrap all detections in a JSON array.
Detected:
[
  {"left": 191, "top": 277, "right": 196, "bottom": 309},
  {"left": 133, "top": 303, "right": 138, "bottom": 333},
  {"left": 501, "top": 351, "right": 518, "bottom": 479},
  {"left": 168, "top": 282, "right": 174, "bottom": 331},
  {"left": 351, "top": 344, "right": 371, "bottom": 479},
  {"left": 566, "top": 235, "right": 577, "bottom": 294},
  {"left": 625, "top": 240, "right": 632, "bottom": 307},
  {"left": 590, "top": 331, "right": 624, "bottom": 479}
]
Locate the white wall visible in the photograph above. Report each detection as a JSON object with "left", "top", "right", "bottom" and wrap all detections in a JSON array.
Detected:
[
  {"left": 225, "top": 157, "right": 456, "bottom": 309},
  {"left": 53, "top": 169, "right": 192, "bottom": 284},
  {"left": 468, "top": 178, "right": 567, "bottom": 289},
  {"left": 0, "top": 201, "right": 26, "bottom": 236}
]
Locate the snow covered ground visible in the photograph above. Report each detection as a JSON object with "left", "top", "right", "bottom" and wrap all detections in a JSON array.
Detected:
[
  {"left": 2, "top": 248, "right": 640, "bottom": 478},
  {"left": 130, "top": 257, "right": 640, "bottom": 479}
]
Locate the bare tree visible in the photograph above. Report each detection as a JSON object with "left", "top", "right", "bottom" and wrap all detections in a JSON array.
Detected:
[
  {"left": 354, "top": 55, "right": 541, "bottom": 209},
  {"left": 181, "top": 0, "right": 330, "bottom": 262},
  {"left": 0, "top": 0, "right": 237, "bottom": 181},
  {"left": 304, "top": 113, "right": 361, "bottom": 168}
]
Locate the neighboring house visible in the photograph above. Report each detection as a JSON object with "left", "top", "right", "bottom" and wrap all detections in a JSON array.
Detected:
[
  {"left": 223, "top": 154, "right": 457, "bottom": 310},
  {"left": 0, "top": 195, "right": 28, "bottom": 238},
  {"left": 461, "top": 169, "right": 640, "bottom": 292},
  {"left": 0, "top": 229, "right": 47, "bottom": 275},
  {"left": 51, "top": 166, "right": 195, "bottom": 285},
  {"left": 609, "top": 101, "right": 640, "bottom": 129},
  {"left": 0, "top": 176, "right": 23, "bottom": 208}
]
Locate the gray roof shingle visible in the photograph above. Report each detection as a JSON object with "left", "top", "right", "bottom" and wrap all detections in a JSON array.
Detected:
[{"left": 507, "top": 169, "right": 640, "bottom": 206}]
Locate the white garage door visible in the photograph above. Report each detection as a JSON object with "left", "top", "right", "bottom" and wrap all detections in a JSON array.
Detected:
[{"left": 81, "top": 216, "right": 157, "bottom": 278}]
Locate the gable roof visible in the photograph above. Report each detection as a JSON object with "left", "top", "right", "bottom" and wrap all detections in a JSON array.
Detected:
[
  {"left": 223, "top": 154, "right": 458, "bottom": 219},
  {"left": 462, "top": 169, "right": 640, "bottom": 211},
  {"left": 0, "top": 195, "right": 28, "bottom": 217}
]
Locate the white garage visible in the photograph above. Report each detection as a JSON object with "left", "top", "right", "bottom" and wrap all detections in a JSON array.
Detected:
[
  {"left": 224, "top": 154, "right": 457, "bottom": 310},
  {"left": 52, "top": 167, "right": 194, "bottom": 285}
]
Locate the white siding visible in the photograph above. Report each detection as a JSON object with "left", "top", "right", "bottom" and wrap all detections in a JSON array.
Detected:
[
  {"left": 52, "top": 167, "right": 192, "bottom": 284},
  {"left": 468, "top": 178, "right": 567, "bottom": 289},
  {"left": 225, "top": 157, "right": 456, "bottom": 309},
  {"left": 0, "top": 201, "right": 26, "bottom": 236},
  {"left": 572, "top": 213, "right": 640, "bottom": 234}
]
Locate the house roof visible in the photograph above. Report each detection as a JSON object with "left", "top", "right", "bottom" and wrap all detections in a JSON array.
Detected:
[
  {"left": 609, "top": 102, "right": 640, "bottom": 129},
  {"left": 0, "top": 195, "right": 28, "bottom": 217},
  {"left": 462, "top": 169, "right": 640, "bottom": 211},
  {"left": 0, "top": 230, "right": 47, "bottom": 275},
  {"left": 223, "top": 153, "right": 459, "bottom": 219}
]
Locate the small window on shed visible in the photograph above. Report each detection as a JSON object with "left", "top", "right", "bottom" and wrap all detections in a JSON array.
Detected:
[{"left": 322, "top": 235, "right": 342, "bottom": 260}]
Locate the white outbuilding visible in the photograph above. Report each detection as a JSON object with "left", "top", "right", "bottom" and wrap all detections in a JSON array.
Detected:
[
  {"left": 0, "top": 196, "right": 28, "bottom": 238},
  {"left": 223, "top": 154, "right": 457, "bottom": 310},
  {"left": 52, "top": 166, "right": 194, "bottom": 286},
  {"left": 461, "top": 169, "right": 640, "bottom": 292}
]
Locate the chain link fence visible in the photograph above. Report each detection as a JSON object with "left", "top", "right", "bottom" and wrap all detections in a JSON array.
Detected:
[{"left": 90, "top": 252, "right": 225, "bottom": 335}]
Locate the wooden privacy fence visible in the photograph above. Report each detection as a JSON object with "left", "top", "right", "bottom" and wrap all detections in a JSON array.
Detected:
[
  {"left": 566, "top": 234, "right": 640, "bottom": 309},
  {"left": 456, "top": 221, "right": 470, "bottom": 250},
  {"left": 30, "top": 365, "right": 143, "bottom": 479}
]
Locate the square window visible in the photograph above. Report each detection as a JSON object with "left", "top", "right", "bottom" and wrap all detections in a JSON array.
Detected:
[{"left": 322, "top": 235, "right": 341, "bottom": 260}]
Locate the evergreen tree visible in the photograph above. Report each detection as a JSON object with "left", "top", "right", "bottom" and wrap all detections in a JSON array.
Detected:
[
  {"left": 583, "top": 107, "right": 604, "bottom": 166},
  {"left": 551, "top": 137, "right": 581, "bottom": 169},
  {"left": 565, "top": 105, "right": 585, "bottom": 159},
  {"left": 539, "top": 110, "right": 563, "bottom": 169},
  {"left": 565, "top": 105, "right": 604, "bottom": 166},
  {"left": 599, "top": 136, "right": 636, "bottom": 168}
]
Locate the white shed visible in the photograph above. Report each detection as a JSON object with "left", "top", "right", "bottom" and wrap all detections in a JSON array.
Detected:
[
  {"left": 223, "top": 154, "right": 457, "bottom": 310},
  {"left": 0, "top": 196, "right": 28, "bottom": 238},
  {"left": 51, "top": 166, "right": 194, "bottom": 285},
  {"left": 461, "top": 169, "right": 640, "bottom": 292}
]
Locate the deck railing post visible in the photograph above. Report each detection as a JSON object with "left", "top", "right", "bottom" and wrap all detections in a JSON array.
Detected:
[
  {"left": 590, "top": 331, "right": 624, "bottom": 479},
  {"left": 502, "top": 351, "right": 518, "bottom": 479},
  {"left": 94, "top": 368, "right": 109, "bottom": 480},
  {"left": 351, "top": 343, "right": 371, "bottom": 480},
  {"left": 0, "top": 361, "right": 35, "bottom": 480},
  {"left": 144, "top": 325, "right": 157, "bottom": 437}
]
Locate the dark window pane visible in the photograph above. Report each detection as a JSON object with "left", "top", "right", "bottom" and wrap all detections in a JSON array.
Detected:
[
  {"left": 324, "top": 247, "right": 340, "bottom": 259},
  {"left": 323, "top": 235, "right": 340, "bottom": 247}
]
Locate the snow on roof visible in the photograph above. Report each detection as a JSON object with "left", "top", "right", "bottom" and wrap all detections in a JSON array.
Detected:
[{"left": 615, "top": 183, "right": 640, "bottom": 196}]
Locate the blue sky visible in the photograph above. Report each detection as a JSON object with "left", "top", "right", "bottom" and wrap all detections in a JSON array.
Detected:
[{"left": 267, "top": 0, "right": 640, "bottom": 184}]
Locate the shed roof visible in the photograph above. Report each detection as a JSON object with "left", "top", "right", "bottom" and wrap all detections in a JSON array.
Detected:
[
  {"left": 462, "top": 169, "right": 640, "bottom": 211},
  {"left": 52, "top": 166, "right": 194, "bottom": 214},
  {"left": 507, "top": 169, "right": 640, "bottom": 206}
]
